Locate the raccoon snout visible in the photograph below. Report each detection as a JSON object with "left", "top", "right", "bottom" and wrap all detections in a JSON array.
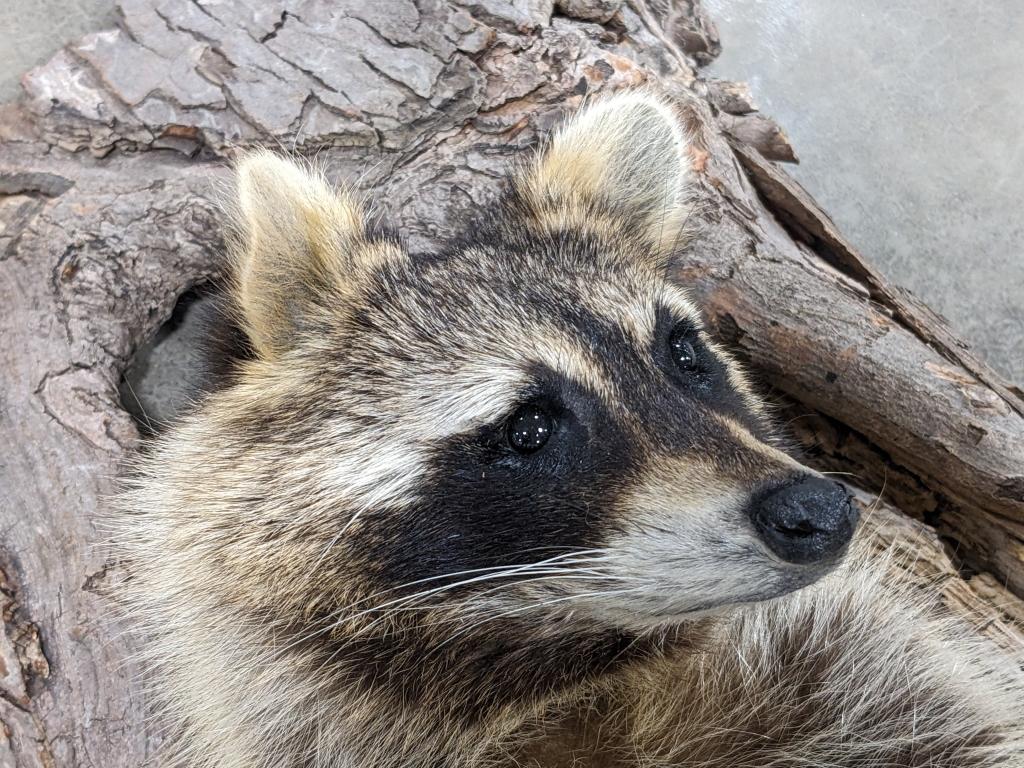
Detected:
[{"left": 750, "top": 477, "right": 858, "bottom": 565}]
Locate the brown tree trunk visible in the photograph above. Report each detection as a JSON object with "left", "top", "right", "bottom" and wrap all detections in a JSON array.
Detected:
[{"left": 1, "top": 0, "right": 1021, "bottom": 765}]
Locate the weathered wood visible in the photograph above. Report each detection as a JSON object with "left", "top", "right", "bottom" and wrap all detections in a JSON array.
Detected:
[{"left": 0, "top": 0, "right": 1021, "bottom": 765}]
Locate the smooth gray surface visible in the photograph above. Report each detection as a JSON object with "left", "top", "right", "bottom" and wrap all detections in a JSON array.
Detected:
[
  {"left": 0, "top": 0, "right": 117, "bottom": 102},
  {"left": 2, "top": 0, "right": 1020, "bottom": 383},
  {"left": 704, "top": 0, "right": 1023, "bottom": 383}
]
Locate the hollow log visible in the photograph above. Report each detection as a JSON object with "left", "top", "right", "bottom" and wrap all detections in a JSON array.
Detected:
[{"left": 0, "top": 0, "right": 1021, "bottom": 764}]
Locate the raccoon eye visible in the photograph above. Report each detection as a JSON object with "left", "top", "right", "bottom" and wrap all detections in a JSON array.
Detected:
[
  {"left": 507, "top": 404, "right": 553, "bottom": 454},
  {"left": 669, "top": 322, "right": 699, "bottom": 372}
]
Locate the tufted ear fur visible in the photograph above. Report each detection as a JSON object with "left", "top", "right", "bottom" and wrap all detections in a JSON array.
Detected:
[
  {"left": 518, "top": 91, "right": 696, "bottom": 259},
  {"left": 227, "top": 151, "right": 404, "bottom": 359}
]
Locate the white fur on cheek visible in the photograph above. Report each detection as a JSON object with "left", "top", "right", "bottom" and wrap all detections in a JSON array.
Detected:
[{"left": 585, "top": 460, "right": 809, "bottom": 625}]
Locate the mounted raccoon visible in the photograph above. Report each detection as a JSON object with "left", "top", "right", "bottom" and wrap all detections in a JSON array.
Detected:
[{"left": 118, "top": 91, "right": 1024, "bottom": 768}]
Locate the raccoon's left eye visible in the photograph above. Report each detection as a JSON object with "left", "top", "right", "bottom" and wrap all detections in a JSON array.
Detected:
[
  {"left": 507, "top": 404, "right": 553, "bottom": 454},
  {"left": 669, "top": 322, "right": 700, "bottom": 372}
]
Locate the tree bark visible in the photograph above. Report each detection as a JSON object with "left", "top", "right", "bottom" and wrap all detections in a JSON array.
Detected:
[{"left": 0, "top": 0, "right": 1021, "bottom": 765}]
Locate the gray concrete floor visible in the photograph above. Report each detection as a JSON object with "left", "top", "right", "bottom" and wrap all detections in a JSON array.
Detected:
[
  {"left": 0, "top": 1, "right": 116, "bottom": 102},
  {"left": 704, "top": 0, "right": 1023, "bottom": 383},
  {"left": 2, "top": 1, "right": 1021, "bottom": 383}
]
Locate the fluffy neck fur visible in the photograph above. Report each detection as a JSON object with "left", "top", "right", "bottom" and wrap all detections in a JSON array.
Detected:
[
  {"left": 142, "top": 544, "right": 1024, "bottom": 768},
  {"left": 227, "top": 614, "right": 688, "bottom": 767}
]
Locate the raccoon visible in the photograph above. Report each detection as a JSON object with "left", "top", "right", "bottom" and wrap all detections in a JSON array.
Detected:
[{"left": 117, "top": 91, "right": 1024, "bottom": 768}]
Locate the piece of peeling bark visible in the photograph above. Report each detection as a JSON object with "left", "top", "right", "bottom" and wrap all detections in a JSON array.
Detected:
[
  {"left": 717, "top": 112, "right": 798, "bottom": 162},
  {"left": 0, "top": 0, "right": 1021, "bottom": 765},
  {"left": 703, "top": 78, "right": 758, "bottom": 115}
]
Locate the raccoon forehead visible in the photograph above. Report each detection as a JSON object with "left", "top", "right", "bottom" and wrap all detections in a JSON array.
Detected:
[
  {"left": 384, "top": 328, "right": 619, "bottom": 431},
  {"left": 410, "top": 246, "right": 703, "bottom": 351},
  {"left": 660, "top": 286, "right": 703, "bottom": 327},
  {"left": 579, "top": 284, "right": 703, "bottom": 346}
]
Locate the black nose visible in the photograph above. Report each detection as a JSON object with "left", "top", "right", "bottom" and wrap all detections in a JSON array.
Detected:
[{"left": 751, "top": 477, "right": 858, "bottom": 565}]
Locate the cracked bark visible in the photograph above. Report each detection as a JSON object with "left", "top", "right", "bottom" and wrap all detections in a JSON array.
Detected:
[{"left": 0, "top": 0, "right": 1022, "bottom": 765}]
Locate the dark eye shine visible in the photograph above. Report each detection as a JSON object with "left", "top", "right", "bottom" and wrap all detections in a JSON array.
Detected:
[
  {"left": 507, "top": 404, "right": 553, "bottom": 454},
  {"left": 669, "top": 322, "right": 699, "bottom": 372}
]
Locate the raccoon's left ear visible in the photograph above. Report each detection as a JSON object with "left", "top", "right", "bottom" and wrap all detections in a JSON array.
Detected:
[
  {"left": 517, "top": 91, "right": 695, "bottom": 260},
  {"left": 227, "top": 151, "right": 406, "bottom": 360}
]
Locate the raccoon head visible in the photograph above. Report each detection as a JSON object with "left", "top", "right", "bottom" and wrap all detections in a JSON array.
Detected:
[{"left": 174, "top": 93, "right": 857, "bottom": 661}]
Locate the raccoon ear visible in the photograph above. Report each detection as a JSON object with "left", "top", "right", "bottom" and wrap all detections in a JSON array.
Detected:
[
  {"left": 228, "top": 151, "right": 403, "bottom": 359},
  {"left": 518, "top": 91, "right": 695, "bottom": 259}
]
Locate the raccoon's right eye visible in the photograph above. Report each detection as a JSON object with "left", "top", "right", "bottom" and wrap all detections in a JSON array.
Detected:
[
  {"left": 669, "top": 322, "right": 700, "bottom": 373},
  {"left": 507, "top": 405, "right": 553, "bottom": 454}
]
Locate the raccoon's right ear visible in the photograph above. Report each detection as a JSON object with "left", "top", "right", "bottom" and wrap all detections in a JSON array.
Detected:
[
  {"left": 517, "top": 91, "right": 695, "bottom": 260},
  {"left": 227, "top": 151, "right": 405, "bottom": 360}
]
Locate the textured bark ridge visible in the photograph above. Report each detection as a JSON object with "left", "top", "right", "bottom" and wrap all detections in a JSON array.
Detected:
[{"left": 1, "top": 1, "right": 1022, "bottom": 765}]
